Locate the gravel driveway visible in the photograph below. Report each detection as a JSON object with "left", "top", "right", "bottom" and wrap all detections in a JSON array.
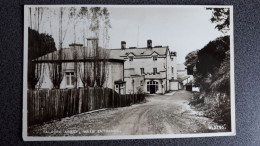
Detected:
[{"left": 28, "top": 90, "right": 228, "bottom": 136}]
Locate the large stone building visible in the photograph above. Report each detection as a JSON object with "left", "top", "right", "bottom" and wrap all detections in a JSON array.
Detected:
[
  {"left": 110, "top": 40, "right": 178, "bottom": 94},
  {"left": 33, "top": 38, "right": 126, "bottom": 94}
]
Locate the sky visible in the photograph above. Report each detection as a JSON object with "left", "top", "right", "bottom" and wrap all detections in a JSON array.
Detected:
[
  {"left": 28, "top": 6, "right": 225, "bottom": 64},
  {"left": 107, "top": 7, "right": 224, "bottom": 64}
]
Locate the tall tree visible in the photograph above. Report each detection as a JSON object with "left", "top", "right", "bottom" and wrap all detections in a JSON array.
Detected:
[
  {"left": 28, "top": 28, "right": 56, "bottom": 89},
  {"left": 48, "top": 7, "right": 71, "bottom": 89},
  {"left": 78, "top": 7, "right": 112, "bottom": 88}
]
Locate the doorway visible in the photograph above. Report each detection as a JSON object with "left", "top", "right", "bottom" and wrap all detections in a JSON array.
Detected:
[
  {"left": 150, "top": 85, "right": 156, "bottom": 94},
  {"left": 147, "top": 81, "right": 158, "bottom": 94}
]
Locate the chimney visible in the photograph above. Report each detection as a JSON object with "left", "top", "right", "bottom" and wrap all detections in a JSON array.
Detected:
[
  {"left": 121, "top": 41, "right": 126, "bottom": 49},
  {"left": 170, "top": 51, "right": 177, "bottom": 56},
  {"left": 147, "top": 40, "right": 152, "bottom": 49},
  {"left": 87, "top": 38, "right": 98, "bottom": 57},
  {"left": 69, "top": 43, "right": 83, "bottom": 50}
]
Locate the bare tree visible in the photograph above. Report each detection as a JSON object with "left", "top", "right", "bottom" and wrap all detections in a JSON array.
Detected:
[
  {"left": 48, "top": 49, "right": 67, "bottom": 89},
  {"left": 28, "top": 7, "right": 46, "bottom": 89},
  {"left": 78, "top": 7, "right": 89, "bottom": 47},
  {"left": 95, "top": 47, "right": 110, "bottom": 87},
  {"left": 48, "top": 7, "right": 72, "bottom": 89},
  {"left": 89, "top": 7, "right": 112, "bottom": 87}
]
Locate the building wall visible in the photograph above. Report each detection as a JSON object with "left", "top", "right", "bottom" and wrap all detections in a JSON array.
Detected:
[
  {"left": 169, "top": 81, "right": 179, "bottom": 90},
  {"left": 124, "top": 56, "right": 166, "bottom": 75},
  {"left": 106, "top": 62, "right": 124, "bottom": 90},
  {"left": 125, "top": 76, "right": 145, "bottom": 94},
  {"left": 143, "top": 79, "right": 166, "bottom": 94},
  {"left": 122, "top": 50, "right": 177, "bottom": 94},
  {"left": 35, "top": 61, "right": 124, "bottom": 91},
  {"left": 166, "top": 54, "right": 177, "bottom": 90}
]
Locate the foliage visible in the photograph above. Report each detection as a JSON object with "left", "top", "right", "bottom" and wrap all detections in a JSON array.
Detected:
[
  {"left": 28, "top": 28, "right": 56, "bottom": 60},
  {"left": 185, "top": 36, "right": 231, "bottom": 130},
  {"left": 184, "top": 49, "right": 199, "bottom": 75},
  {"left": 196, "top": 36, "right": 230, "bottom": 76},
  {"left": 28, "top": 28, "right": 56, "bottom": 89},
  {"left": 194, "top": 36, "right": 230, "bottom": 93},
  {"left": 207, "top": 8, "right": 230, "bottom": 33}
]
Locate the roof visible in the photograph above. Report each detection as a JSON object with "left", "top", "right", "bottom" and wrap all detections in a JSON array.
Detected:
[
  {"left": 34, "top": 47, "right": 125, "bottom": 62},
  {"left": 109, "top": 46, "right": 169, "bottom": 57},
  {"left": 177, "top": 76, "right": 190, "bottom": 82}
]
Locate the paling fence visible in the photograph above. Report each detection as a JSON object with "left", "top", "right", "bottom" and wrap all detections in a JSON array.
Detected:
[{"left": 27, "top": 87, "right": 145, "bottom": 126}]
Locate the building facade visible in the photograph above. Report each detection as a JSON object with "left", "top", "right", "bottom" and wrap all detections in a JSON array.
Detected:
[
  {"left": 33, "top": 38, "right": 126, "bottom": 94},
  {"left": 110, "top": 40, "right": 178, "bottom": 94}
]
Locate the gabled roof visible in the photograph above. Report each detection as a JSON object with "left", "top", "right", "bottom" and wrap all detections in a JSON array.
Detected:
[
  {"left": 151, "top": 51, "right": 160, "bottom": 56},
  {"left": 126, "top": 52, "right": 135, "bottom": 57},
  {"left": 109, "top": 46, "right": 169, "bottom": 57}
]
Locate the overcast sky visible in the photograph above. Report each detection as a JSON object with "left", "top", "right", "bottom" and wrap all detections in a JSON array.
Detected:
[
  {"left": 107, "top": 7, "right": 224, "bottom": 63},
  {"left": 29, "top": 6, "right": 225, "bottom": 64}
]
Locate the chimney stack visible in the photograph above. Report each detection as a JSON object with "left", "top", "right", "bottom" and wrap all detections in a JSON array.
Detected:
[
  {"left": 69, "top": 43, "right": 83, "bottom": 50},
  {"left": 147, "top": 40, "right": 152, "bottom": 49},
  {"left": 87, "top": 38, "right": 98, "bottom": 57},
  {"left": 121, "top": 41, "right": 126, "bottom": 49}
]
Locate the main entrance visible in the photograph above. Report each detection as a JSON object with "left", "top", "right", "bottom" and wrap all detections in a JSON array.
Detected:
[{"left": 147, "top": 81, "right": 158, "bottom": 94}]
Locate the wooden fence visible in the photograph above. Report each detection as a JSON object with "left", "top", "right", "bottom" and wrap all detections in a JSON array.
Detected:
[{"left": 27, "top": 87, "right": 145, "bottom": 126}]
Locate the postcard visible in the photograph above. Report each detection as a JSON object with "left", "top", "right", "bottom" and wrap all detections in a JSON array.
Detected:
[{"left": 23, "top": 5, "right": 235, "bottom": 141}]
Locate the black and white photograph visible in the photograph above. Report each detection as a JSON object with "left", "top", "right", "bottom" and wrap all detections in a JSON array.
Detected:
[{"left": 23, "top": 5, "right": 235, "bottom": 140}]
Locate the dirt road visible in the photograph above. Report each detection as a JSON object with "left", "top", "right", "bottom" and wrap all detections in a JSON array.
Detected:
[{"left": 29, "top": 90, "right": 227, "bottom": 136}]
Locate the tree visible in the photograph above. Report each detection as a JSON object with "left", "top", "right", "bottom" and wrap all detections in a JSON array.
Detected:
[
  {"left": 207, "top": 8, "right": 230, "bottom": 33},
  {"left": 28, "top": 28, "right": 56, "bottom": 89},
  {"left": 48, "top": 49, "right": 66, "bottom": 89},
  {"left": 184, "top": 49, "right": 199, "bottom": 75},
  {"left": 42, "top": 7, "right": 112, "bottom": 89},
  {"left": 48, "top": 7, "right": 72, "bottom": 89},
  {"left": 95, "top": 47, "right": 110, "bottom": 87},
  {"left": 28, "top": 7, "right": 53, "bottom": 90},
  {"left": 196, "top": 36, "right": 230, "bottom": 76},
  {"left": 78, "top": 7, "right": 89, "bottom": 47},
  {"left": 78, "top": 7, "right": 111, "bottom": 88}
]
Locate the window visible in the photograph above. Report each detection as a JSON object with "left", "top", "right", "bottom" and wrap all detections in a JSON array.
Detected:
[
  {"left": 115, "top": 83, "right": 126, "bottom": 95},
  {"left": 171, "top": 57, "right": 173, "bottom": 61},
  {"left": 66, "top": 72, "right": 75, "bottom": 86},
  {"left": 153, "top": 68, "right": 157, "bottom": 75},
  {"left": 172, "top": 67, "right": 174, "bottom": 74},
  {"left": 129, "top": 57, "right": 133, "bottom": 61},
  {"left": 153, "top": 56, "right": 157, "bottom": 61},
  {"left": 140, "top": 68, "right": 144, "bottom": 75}
]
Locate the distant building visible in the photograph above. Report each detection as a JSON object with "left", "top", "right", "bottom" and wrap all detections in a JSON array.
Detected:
[
  {"left": 110, "top": 40, "right": 178, "bottom": 94},
  {"left": 33, "top": 38, "right": 126, "bottom": 94},
  {"left": 177, "top": 63, "right": 188, "bottom": 77},
  {"left": 176, "top": 63, "right": 199, "bottom": 92}
]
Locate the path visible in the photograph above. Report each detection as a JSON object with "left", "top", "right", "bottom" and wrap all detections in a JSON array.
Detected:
[{"left": 28, "top": 90, "right": 227, "bottom": 136}]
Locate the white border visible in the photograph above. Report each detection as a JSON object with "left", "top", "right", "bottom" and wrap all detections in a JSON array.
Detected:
[{"left": 23, "top": 5, "right": 235, "bottom": 141}]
